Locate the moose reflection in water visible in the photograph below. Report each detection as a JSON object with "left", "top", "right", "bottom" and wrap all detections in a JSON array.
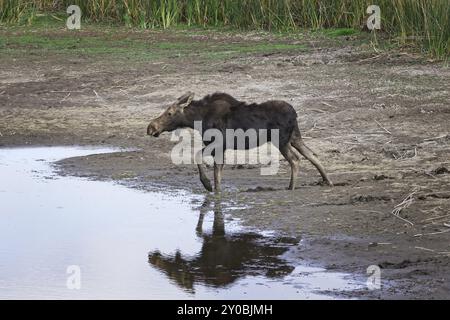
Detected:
[{"left": 148, "top": 197, "right": 298, "bottom": 291}]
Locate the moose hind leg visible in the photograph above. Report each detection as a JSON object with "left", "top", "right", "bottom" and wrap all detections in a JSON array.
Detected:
[
  {"left": 280, "top": 144, "right": 299, "bottom": 190},
  {"left": 291, "top": 138, "right": 333, "bottom": 186},
  {"left": 195, "top": 150, "right": 213, "bottom": 192}
]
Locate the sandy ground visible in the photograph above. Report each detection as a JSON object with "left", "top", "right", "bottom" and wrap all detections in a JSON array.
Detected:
[{"left": 0, "top": 25, "right": 449, "bottom": 299}]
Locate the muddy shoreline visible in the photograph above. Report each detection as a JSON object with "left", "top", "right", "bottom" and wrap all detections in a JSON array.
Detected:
[
  {"left": 1, "top": 26, "right": 449, "bottom": 299},
  {"left": 52, "top": 145, "right": 450, "bottom": 299}
]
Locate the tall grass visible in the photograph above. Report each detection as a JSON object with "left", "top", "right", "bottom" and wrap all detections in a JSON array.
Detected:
[
  {"left": 0, "top": 0, "right": 35, "bottom": 24},
  {"left": 0, "top": 0, "right": 448, "bottom": 59}
]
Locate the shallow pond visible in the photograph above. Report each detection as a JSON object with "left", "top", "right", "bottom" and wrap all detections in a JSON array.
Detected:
[{"left": 0, "top": 147, "right": 363, "bottom": 299}]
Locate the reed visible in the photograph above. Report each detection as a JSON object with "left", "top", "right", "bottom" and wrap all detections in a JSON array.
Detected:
[{"left": 0, "top": 0, "right": 448, "bottom": 59}]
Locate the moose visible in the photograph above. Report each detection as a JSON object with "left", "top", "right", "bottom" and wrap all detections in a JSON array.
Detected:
[{"left": 147, "top": 92, "right": 333, "bottom": 192}]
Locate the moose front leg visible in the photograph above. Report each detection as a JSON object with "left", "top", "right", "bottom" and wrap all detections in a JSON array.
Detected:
[
  {"left": 213, "top": 162, "right": 224, "bottom": 193},
  {"left": 195, "top": 150, "right": 213, "bottom": 192},
  {"left": 197, "top": 164, "right": 212, "bottom": 192}
]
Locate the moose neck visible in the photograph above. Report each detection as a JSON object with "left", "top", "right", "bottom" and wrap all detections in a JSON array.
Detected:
[{"left": 183, "top": 103, "right": 209, "bottom": 130}]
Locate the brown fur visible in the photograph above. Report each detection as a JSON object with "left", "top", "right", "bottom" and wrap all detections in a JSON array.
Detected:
[{"left": 147, "top": 92, "right": 333, "bottom": 192}]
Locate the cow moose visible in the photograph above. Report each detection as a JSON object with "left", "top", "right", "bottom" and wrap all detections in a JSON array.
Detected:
[{"left": 147, "top": 92, "right": 333, "bottom": 192}]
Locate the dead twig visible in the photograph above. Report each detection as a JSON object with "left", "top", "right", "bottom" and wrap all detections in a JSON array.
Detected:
[
  {"left": 357, "top": 53, "right": 384, "bottom": 64},
  {"left": 424, "top": 172, "right": 437, "bottom": 179},
  {"left": 356, "top": 209, "right": 385, "bottom": 215},
  {"left": 341, "top": 142, "right": 361, "bottom": 145},
  {"left": 414, "top": 229, "right": 450, "bottom": 237},
  {"left": 320, "top": 101, "right": 335, "bottom": 109},
  {"left": 50, "top": 90, "right": 84, "bottom": 93},
  {"left": 307, "top": 122, "right": 318, "bottom": 132},
  {"left": 93, "top": 90, "right": 106, "bottom": 103},
  {"left": 60, "top": 92, "right": 70, "bottom": 103},
  {"left": 51, "top": 14, "right": 63, "bottom": 21},
  {"left": 391, "top": 189, "right": 419, "bottom": 226},
  {"left": 310, "top": 108, "right": 327, "bottom": 113},
  {"left": 424, "top": 134, "right": 449, "bottom": 141},
  {"left": 374, "top": 120, "right": 392, "bottom": 135},
  {"left": 421, "top": 213, "right": 450, "bottom": 223},
  {"left": 392, "top": 145, "right": 417, "bottom": 160},
  {"left": 415, "top": 246, "right": 435, "bottom": 252}
]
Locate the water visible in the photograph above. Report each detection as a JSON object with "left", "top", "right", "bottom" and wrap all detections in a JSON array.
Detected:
[{"left": 0, "top": 146, "right": 362, "bottom": 299}]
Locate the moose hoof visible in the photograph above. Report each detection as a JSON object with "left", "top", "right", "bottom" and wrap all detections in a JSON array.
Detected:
[{"left": 317, "top": 179, "right": 333, "bottom": 187}]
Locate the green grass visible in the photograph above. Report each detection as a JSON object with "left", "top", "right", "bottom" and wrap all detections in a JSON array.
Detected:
[
  {"left": 0, "top": 26, "right": 307, "bottom": 62},
  {"left": 322, "top": 28, "right": 360, "bottom": 37},
  {"left": 0, "top": 31, "right": 156, "bottom": 60}
]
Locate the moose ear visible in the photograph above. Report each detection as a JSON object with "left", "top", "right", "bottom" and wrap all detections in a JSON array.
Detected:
[{"left": 177, "top": 92, "right": 194, "bottom": 108}]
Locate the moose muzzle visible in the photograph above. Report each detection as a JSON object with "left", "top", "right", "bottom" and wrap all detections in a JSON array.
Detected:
[{"left": 147, "top": 123, "right": 161, "bottom": 137}]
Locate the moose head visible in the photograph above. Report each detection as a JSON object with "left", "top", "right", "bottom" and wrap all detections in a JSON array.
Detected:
[{"left": 147, "top": 92, "right": 195, "bottom": 137}]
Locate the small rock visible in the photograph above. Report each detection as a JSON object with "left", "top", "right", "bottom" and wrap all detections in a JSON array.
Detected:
[{"left": 374, "top": 174, "right": 390, "bottom": 181}]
